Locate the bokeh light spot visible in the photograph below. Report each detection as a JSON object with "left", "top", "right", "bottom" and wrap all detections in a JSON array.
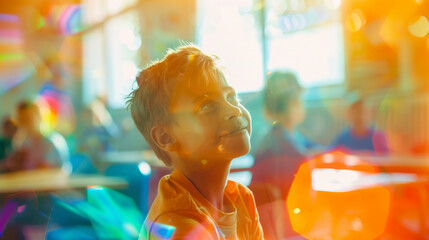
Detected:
[
  {"left": 351, "top": 217, "right": 363, "bottom": 231},
  {"left": 217, "top": 144, "right": 224, "bottom": 151},
  {"left": 151, "top": 222, "right": 176, "bottom": 239},
  {"left": 17, "top": 205, "right": 26, "bottom": 213},
  {"left": 138, "top": 162, "right": 151, "bottom": 175},
  {"left": 322, "top": 153, "right": 334, "bottom": 163},
  {"left": 346, "top": 9, "right": 366, "bottom": 32},
  {"left": 408, "top": 16, "right": 429, "bottom": 37},
  {"left": 324, "top": 0, "right": 342, "bottom": 10}
]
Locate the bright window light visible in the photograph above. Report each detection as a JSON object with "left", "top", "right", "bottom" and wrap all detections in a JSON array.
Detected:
[
  {"left": 197, "top": 0, "right": 264, "bottom": 93},
  {"left": 104, "top": 11, "right": 141, "bottom": 108},
  {"left": 268, "top": 23, "right": 345, "bottom": 88}
]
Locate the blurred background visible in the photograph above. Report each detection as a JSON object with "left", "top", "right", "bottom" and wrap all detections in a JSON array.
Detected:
[{"left": 1, "top": 0, "right": 429, "bottom": 239}]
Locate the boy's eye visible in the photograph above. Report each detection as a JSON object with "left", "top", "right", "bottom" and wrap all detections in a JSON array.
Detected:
[{"left": 199, "top": 102, "right": 215, "bottom": 112}]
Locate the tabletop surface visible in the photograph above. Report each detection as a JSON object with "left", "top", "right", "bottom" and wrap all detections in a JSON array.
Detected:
[{"left": 0, "top": 169, "right": 128, "bottom": 194}]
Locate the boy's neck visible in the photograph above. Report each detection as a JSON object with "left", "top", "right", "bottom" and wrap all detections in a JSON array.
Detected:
[{"left": 180, "top": 161, "right": 231, "bottom": 212}]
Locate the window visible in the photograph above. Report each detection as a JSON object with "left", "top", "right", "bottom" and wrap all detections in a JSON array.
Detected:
[
  {"left": 267, "top": 23, "right": 345, "bottom": 88},
  {"left": 82, "top": 0, "right": 140, "bottom": 108},
  {"left": 265, "top": 0, "right": 345, "bottom": 88},
  {"left": 104, "top": 12, "right": 141, "bottom": 109},
  {"left": 197, "top": 0, "right": 264, "bottom": 93}
]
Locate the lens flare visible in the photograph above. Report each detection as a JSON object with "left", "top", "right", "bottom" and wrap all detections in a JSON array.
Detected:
[
  {"left": 47, "top": 5, "right": 83, "bottom": 35},
  {"left": 287, "top": 151, "right": 390, "bottom": 239},
  {"left": 36, "top": 83, "right": 76, "bottom": 135},
  {"left": 0, "top": 201, "right": 18, "bottom": 235},
  {"left": 346, "top": 9, "right": 366, "bottom": 32},
  {"left": 150, "top": 222, "right": 176, "bottom": 239},
  {"left": 0, "top": 14, "right": 37, "bottom": 95},
  {"left": 56, "top": 187, "right": 145, "bottom": 239}
]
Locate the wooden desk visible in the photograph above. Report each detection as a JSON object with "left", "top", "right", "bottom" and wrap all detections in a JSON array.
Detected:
[{"left": 0, "top": 169, "right": 128, "bottom": 194}]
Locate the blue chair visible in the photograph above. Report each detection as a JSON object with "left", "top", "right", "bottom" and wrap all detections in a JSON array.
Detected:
[{"left": 104, "top": 163, "right": 151, "bottom": 216}]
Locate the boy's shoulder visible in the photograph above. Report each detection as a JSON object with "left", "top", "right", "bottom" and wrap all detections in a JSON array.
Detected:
[
  {"left": 143, "top": 174, "right": 229, "bottom": 239},
  {"left": 225, "top": 179, "right": 254, "bottom": 202},
  {"left": 225, "top": 179, "right": 260, "bottom": 219},
  {"left": 151, "top": 173, "right": 196, "bottom": 211}
]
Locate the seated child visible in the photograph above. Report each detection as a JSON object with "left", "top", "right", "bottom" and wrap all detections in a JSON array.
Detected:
[
  {"left": 330, "top": 97, "right": 389, "bottom": 155},
  {"left": 3, "top": 100, "right": 71, "bottom": 172},
  {"left": 249, "top": 71, "right": 314, "bottom": 239},
  {"left": 251, "top": 71, "right": 314, "bottom": 200},
  {"left": 127, "top": 44, "right": 264, "bottom": 239}
]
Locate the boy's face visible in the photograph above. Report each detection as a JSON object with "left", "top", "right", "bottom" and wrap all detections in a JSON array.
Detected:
[{"left": 167, "top": 78, "right": 252, "bottom": 164}]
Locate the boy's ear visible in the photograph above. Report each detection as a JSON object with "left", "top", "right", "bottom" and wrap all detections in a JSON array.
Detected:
[{"left": 151, "top": 125, "right": 178, "bottom": 152}]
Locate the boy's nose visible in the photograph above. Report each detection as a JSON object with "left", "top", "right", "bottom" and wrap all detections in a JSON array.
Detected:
[{"left": 224, "top": 104, "right": 243, "bottom": 120}]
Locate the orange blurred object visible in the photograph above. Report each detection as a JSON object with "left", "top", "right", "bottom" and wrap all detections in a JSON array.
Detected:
[{"left": 287, "top": 151, "right": 390, "bottom": 239}]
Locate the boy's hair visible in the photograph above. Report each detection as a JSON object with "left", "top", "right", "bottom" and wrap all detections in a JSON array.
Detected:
[
  {"left": 126, "top": 44, "right": 225, "bottom": 167},
  {"left": 263, "top": 71, "right": 302, "bottom": 117}
]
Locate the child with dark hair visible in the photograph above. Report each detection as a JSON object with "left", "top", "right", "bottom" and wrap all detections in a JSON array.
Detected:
[
  {"left": 251, "top": 71, "right": 314, "bottom": 199},
  {"left": 5, "top": 100, "right": 69, "bottom": 172},
  {"left": 0, "top": 117, "right": 18, "bottom": 171},
  {"left": 249, "top": 71, "right": 314, "bottom": 239},
  {"left": 127, "top": 44, "right": 264, "bottom": 239},
  {"left": 330, "top": 97, "right": 389, "bottom": 155}
]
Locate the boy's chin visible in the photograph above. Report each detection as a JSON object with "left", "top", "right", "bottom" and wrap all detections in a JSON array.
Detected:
[{"left": 220, "top": 140, "right": 251, "bottom": 158}]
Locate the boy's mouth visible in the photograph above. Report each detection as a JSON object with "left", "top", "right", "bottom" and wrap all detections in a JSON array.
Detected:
[{"left": 220, "top": 126, "right": 248, "bottom": 137}]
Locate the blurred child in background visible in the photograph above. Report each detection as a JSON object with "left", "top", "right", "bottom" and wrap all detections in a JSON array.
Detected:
[
  {"left": 249, "top": 71, "right": 313, "bottom": 239},
  {"left": 4, "top": 100, "right": 70, "bottom": 172},
  {"left": 251, "top": 71, "right": 315, "bottom": 199},
  {"left": 330, "top": 95, "right": 389, "bottom": 155}
]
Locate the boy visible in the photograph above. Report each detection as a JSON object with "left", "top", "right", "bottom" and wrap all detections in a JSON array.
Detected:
[{"left": 127, "top": 44, "right": 264, "bottom": 239}]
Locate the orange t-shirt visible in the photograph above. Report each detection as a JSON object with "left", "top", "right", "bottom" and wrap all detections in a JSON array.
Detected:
[{"left": 140, "top": 169, "right": 264, "bottom": 240}]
